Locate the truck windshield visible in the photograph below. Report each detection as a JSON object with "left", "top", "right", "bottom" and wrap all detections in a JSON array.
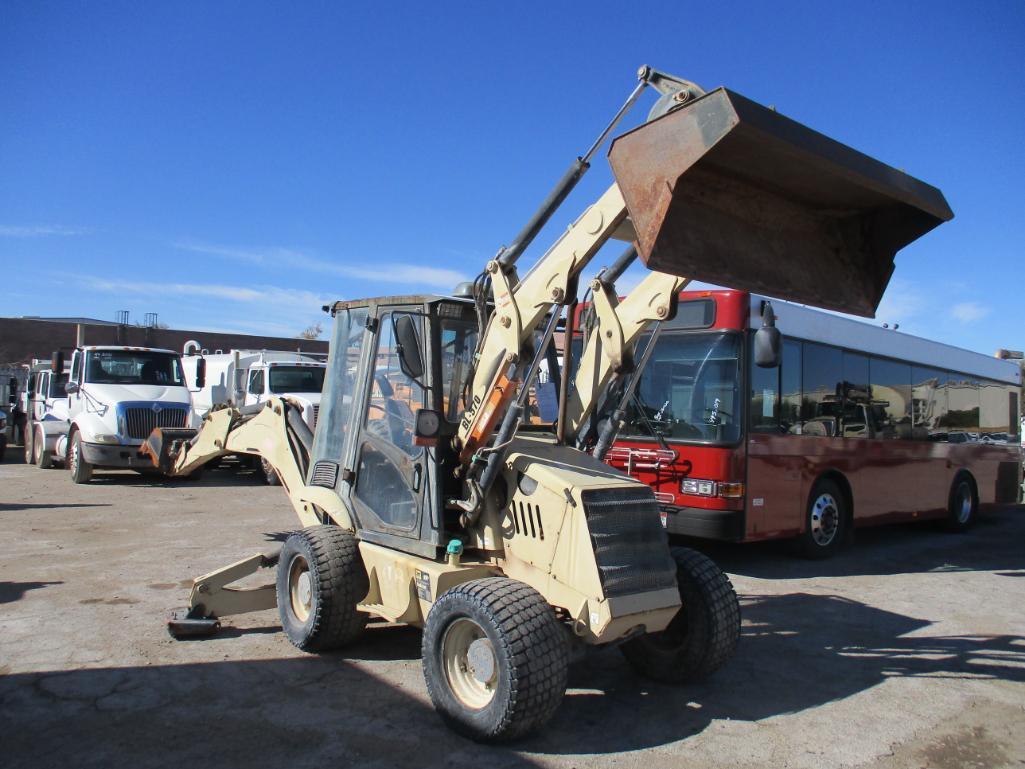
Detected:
[
  {"left": 621, "top": 332, "right": 742, "bottom": 444},
  {"left": 269, "top": 366, "right": 325, "bottom": 394},
  {"left": 84, "top": 351, "right": 184, "bottom": 386}
]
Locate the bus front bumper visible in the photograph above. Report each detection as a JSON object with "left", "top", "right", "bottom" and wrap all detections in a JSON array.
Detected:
[{"left": 660, "top": 504, "right": 745, "bottom": 541}]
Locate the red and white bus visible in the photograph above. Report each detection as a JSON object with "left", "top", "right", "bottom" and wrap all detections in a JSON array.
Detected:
[{"left": 599, "top": 290, "right": 1022, "bottom": 557}]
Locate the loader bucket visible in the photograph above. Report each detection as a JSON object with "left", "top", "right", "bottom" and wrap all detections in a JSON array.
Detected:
[
  {"left": 608, "top": 87, "right": 953, "bottom": 317},
  {"left": 140, "top": 427, "right": 198, "bottom": 475}
]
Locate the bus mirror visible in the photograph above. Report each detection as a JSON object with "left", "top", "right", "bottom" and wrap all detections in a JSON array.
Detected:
[
  {"left": 195, "top": 358, "right": 206, "bottom": 389},
  {"left": 754, "top": 301, "right": 781, "bottom": 368},
  {"left": 394, "top": 315, "right": 424, "bottom": 381},
  {"left": 51, "top": 351, "right": 64, "bottom": 374}
]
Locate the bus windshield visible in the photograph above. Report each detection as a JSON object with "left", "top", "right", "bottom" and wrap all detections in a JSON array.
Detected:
[
  {"left": 622, "top": 332, "right": 742, "bottom": 444},
  {"left": 84, "top": 350, "right": 185, "bottom": 386},
  {"left": 268, "top": 366, "right": 325, "bottom": 394}
]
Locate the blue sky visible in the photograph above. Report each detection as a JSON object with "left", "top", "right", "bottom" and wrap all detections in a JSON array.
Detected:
[{"left": 1, "top": 2, "right": 1022, "bottom": 354}]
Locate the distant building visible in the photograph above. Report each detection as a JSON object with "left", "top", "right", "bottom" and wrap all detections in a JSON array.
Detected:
[{"left": 0, "top": 316, "right": 329, "bottom": 369}]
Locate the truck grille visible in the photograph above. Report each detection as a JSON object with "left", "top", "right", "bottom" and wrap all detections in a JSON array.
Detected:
[
  {"left": 581, "top": 487, "right": 678, "bottom": 598},
  {"left": 312, "top": 404, "right": 319, "bottom": 429},
  {"left": 123, "top": 406, "right": 189, "bottom": 439}
]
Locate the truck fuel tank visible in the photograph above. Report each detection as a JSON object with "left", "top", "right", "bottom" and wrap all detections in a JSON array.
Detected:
[{"left": 608, "top": 87, "right": 953, "bottom": 317}]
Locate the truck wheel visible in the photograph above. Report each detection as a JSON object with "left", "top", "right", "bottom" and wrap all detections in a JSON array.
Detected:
[
  {"left": 24, "top": 432, "right": 33, "bottom": 464},
  {"left": 277, "top": 526, "right": 369, "bottom": 652},
  {"left": 422, "top": 577, "right": 569, "bottom": 742},
  {"left": 943, "top": 474, "right": 977, "bottom": 532},
  {"left": 34, "top": 427, "right": 52, "bottom": 469},
  {"left": 261, "top": 458, "right": 281, "bottom": 486},
  {"left": 798, "top": 478, "right": 846, "bottom": 558},
  {"left": 621, "top": 547, "right": 740, "bottom": 684},
  {"left": 68, "top": 432, "right": 93, "bottom": 484}
]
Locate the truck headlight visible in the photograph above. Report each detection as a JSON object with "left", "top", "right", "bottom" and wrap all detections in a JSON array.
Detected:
[{"left": 93, "top": 433, "right": 120, "bottom": 444}]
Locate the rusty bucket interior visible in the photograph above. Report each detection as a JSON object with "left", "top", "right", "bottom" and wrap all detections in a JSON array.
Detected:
[{"left": 608, "top": 87, "right": 954, "bottom": 317}]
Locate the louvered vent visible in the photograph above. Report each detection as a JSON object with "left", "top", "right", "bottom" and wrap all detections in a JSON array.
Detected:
[
  {"left": 513, "top": 501, "right": 545, "bottom": 540},
  {"left": 310, "top": 460, "right": 338, "bottom": 488}
]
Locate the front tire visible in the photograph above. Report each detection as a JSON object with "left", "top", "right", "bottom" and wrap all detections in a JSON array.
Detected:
[
  {"left": 34, "top": 427, "right": 52, "bottom": 469},
  {"left": 422, "top": 578, "right": 569, "bottom": 742},
  {"left": 621, "top": 547, "right": 740, "bottom": 683},
  {"left": 276, "top": 526, "right": 369, "bottom": 652},
  {"left": 798, "top": 478, "right": 846, "bottom": 558},
  {"left": 68, "top": 432, "right": 93, "bottom": 484},
  {"left": 943, "top": 475, "right": 977, "bottom": 532}
]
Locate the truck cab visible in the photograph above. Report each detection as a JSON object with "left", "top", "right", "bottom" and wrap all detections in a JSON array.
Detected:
[
  {"left": 23, "top": 360, "right": 71, "bottom": 468},
  {"left": 60, "top": 346, "right": 196, "bottom": 483}
]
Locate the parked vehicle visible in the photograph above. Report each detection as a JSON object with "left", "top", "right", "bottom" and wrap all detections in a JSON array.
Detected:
[
  {"left": 180, "top": 347, "right": 326, "bottom": 483},
  {"left": 58, "top": 346, "right": 197, "bottom": 483},
  {"left": 0, "top": 407, "right": 6, "bottom": 461},
  {"left": 23, "top": 358, "right": 71, "bottom": 468},
  {"left": 593, "top": 290, "right": 1021, "bottom": 557}
]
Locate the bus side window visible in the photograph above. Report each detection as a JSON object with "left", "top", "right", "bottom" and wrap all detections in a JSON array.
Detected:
[
  {"left": 870, "top": 358, "right": 912, "bottom": 440},
  {"left": 801, "top": 342, "right": 842, "bottom": 438},
  {"left": 781, "top": 341, "right": 801, "bottom": 434}
]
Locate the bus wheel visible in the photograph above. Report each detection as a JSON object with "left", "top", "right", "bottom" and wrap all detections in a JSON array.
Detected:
[
  {"left": 943, "top": 475, "right": 976, "bottom": 532},
  {"left": 35, "top": 427, "right": 52, "bottom": 469},
  {"left": 799, "top": 479, "right": 846, "bottom": 559}
]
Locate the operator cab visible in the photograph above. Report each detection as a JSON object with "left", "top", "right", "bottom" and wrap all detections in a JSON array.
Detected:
[{"left": 309, "top": 294, "right": 486, "bottom": 558}]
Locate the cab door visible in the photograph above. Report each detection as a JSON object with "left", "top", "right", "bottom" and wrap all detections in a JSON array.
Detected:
[{"left": 349, "top": 307, "right": 431, "bottom": 551}]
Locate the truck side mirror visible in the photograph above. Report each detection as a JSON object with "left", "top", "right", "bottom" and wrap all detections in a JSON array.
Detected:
[
  {"left": 52, "top": 350, "right": 64, "bottom": 374},
  {"left": 195, "top": 358, "right": 206, "bottom": 389},
  {"left": 394, "top": 315, "right": 424, "bottom": 380},
  {"left": 754, "top": 301, "right": 782, "bottom": 368},
  {"left": 65, "top": 382, "right": 79, "bottom": 395}
]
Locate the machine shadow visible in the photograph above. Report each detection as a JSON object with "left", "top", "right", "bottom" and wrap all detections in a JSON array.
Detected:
[
  {"left": 522, "top": 592, "right": 1025, "bottom": 755},
  {"left": 0, "top": 580, "right": 63, "bottom": 604},
  {"left": 690, "top": 505, "right": 1025, "bottom": 579},
  {"left": 0, "top": 656, "right": 542, "bottom": 769}
]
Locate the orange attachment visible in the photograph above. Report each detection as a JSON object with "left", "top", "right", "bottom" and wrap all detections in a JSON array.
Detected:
[{"left": 459, "top": 372, "right": 520, "bottom": 463}]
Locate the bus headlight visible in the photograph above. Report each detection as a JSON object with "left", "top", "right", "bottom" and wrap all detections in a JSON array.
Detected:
[
  {"left": 681, "top": 479, "right": 716, "bottom": 496},
  {"left": 681, "top": 479, "right": 745, "bottom": 499}
]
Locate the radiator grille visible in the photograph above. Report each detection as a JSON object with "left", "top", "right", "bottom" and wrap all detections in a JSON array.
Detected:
[
  {"left": 123, "top": 406, "right": 188, "bottom": 439},
  {"left": 310, "top": 460, "right": 338, "bottom": 488},
  {"left": 581, "top": 487, "right": 678, "bottom": 598},
  {"left": 312, "top": 404, "right": 320, "bottom": 429}
]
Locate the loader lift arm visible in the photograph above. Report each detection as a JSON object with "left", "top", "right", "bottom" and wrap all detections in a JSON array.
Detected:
[{"left": 455, "top": 68, "right": 705, "bottom": 514}]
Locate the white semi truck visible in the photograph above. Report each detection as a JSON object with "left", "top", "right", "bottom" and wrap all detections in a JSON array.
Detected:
[
  {"left": 57, "top": 345, "right": 198, "bottom": 483},
  {"left": 180, "top": 348, "right": 326, "bottom": 483},
  {"left": 22, "top": 358, "right": 71, "bottom": 468}
]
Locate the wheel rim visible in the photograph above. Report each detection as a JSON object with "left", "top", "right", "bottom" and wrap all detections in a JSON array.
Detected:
[
  {"left": 442, "top": 618, "right": 497, "bottom": 710},
  {"left": 956, "top": 483, "right": 973, "bottom": 524},
  {"left": 287, "top": 554, "right": 313, "bottom": 623},
  {"left": 70, "top": 440, "right": 79, "bottom": 474},
  {"left": 810, "top": 493, "right": 840, "bottom": 546}
]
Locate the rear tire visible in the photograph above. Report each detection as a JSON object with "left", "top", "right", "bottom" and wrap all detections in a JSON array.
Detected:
[
  {"left": 621, "top": 547, "right": 740, "bottom": 683},
  {"left": 943, "top": 475, "right": 977, "bottom": 532},
  {"left": 422, "top": 578, "right": 569, "bottom": 742},
  {"left": 276, "top": 526, "right": 369, "bottom": 652},
  {"left": 798, "top": 478, "right": 846, "bottom": 558},
  {"left": 68, "top": 431, "right": 93, "bottom": 484},
  {"left": 34, "top": 427, "right": 52, "bottom": 469}
]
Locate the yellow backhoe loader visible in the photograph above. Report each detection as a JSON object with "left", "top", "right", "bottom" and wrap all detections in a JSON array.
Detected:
[{"left": 143, "top": 66, "right": 952, "bottom": 741}]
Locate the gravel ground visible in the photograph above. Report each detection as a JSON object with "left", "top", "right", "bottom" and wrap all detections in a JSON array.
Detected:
[{"left": 1, "top": 449, "right": 1023, "bottom": 768}]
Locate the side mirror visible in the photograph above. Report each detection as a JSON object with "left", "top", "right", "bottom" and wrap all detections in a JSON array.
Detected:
[
  {"left": 51, "top": 350, "right": 64, "bottom": 374},
  {"left": 413, "top": 409, "right": 441, "bottom": 447},
  {"left": 754, "top": 301, "right": 782, "bottom": 368},
  {"left": 195, "top": 358, "right": 206, "bottom": 389},
  {"left": 65, "top": 382, "right": 79, "bottom": 395},
  {"left": 394, "top": 315, "right": 424, "bottom": 380}
]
